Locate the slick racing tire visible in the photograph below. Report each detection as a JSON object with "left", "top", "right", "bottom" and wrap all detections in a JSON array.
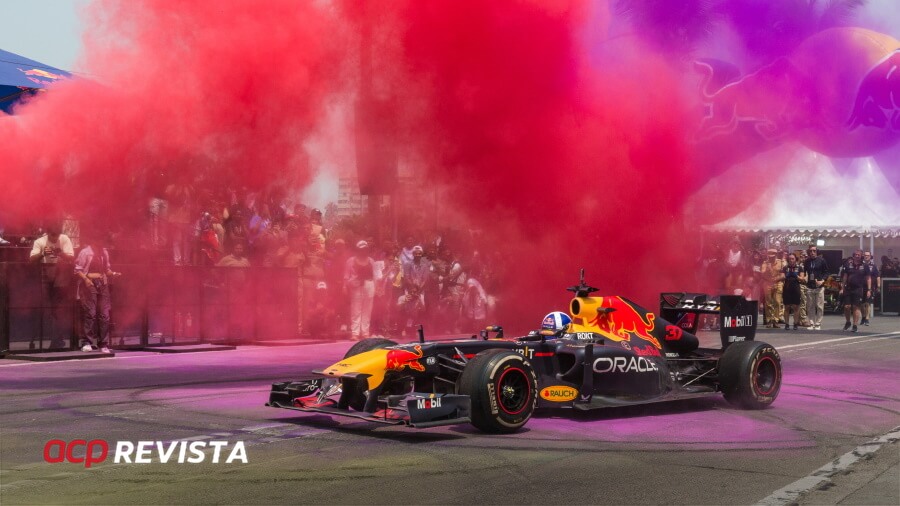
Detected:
[
  {"left": 342, "top": 338, "right": 397, "bottom": 412},
  {"left": 458, "top": 349, "right": 538, "bottom": 434},
  {"left": 718, "top": 341, "right": 782, "bottom": 409}
]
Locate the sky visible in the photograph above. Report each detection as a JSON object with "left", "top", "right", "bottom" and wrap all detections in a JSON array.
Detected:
[
  {"left": 5, "top": 1, "right": 899, "bottom": 71},
  {"left": 0, "top": 1, "right": 339, "bottom": 208},
  {"left": 0, "top": 1, "right": 88, "bottom": 71}
]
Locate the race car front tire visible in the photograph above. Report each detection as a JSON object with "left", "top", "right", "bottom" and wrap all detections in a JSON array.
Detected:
[
  {"left": 718, "top": 341, "right": 781, "bottom": 409},
  {"left": 343, "top": 337, "right": 397, "bottom": 411},
  {"left": 458, "top": 349, "right": 538, "bottom": 433}
]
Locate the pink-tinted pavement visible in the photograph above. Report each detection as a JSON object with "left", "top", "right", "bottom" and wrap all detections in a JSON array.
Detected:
[{"left": 0, "top": 314, "right": 897, "bottom": 505}]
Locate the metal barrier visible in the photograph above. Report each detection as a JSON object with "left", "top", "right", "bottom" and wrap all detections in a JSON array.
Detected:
[
  {"left": 0, "top": 262, "right": 299, "bottom": 353},
  {"left": 0, "top": 262, "right": 76, "bottom": 352}
]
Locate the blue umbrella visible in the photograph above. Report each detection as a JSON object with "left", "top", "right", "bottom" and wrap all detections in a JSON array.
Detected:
[{"left": 0, "top": 48, "right": 71, "bottom": 114}]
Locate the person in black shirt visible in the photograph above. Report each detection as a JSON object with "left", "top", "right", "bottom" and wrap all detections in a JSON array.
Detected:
[
  {"left": 861, "top": 251, "right": 879, "bottom": 326},
  {"left": 840, "top": 250, "right": 873, "bottom": 332},
  {"left": 803, "top": 245, "right": 828, "bottom": 330},
  {"left": 780, "top": 254, "right": 806, "bottom": 330}
]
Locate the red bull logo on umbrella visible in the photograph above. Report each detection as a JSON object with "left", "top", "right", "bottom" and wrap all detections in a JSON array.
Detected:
[
  {"left": 587, "top": 297, "right": 661, "bottom": 349},
  {"left": 17, "top": 68, "right": 66, "bottom": 86},
  {"left": 385, "top": 345, "right": 425, "bottom": 373}
]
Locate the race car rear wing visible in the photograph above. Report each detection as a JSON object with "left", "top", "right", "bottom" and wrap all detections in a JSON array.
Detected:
[{"left": 659, "top": 293, "right": 758, "bottom": 349}]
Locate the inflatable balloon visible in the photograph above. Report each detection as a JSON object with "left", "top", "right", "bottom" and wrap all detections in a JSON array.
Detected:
[{"left": 694, "top": 27, "right": 900, "bottom": 173}]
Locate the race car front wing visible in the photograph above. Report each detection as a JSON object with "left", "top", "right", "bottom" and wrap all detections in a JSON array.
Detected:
[{"left": 267, "top": 379, "right": 471, "bottom": 429}]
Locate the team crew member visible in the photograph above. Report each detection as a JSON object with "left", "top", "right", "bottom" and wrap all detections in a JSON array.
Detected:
[
  {"left": 779, "top": 254, "right": 805, "bottom": 330},
  {"left": 840, "top": 250, "right": 872, "bottom": 333},
  {"left": 761, "top": 249, "right": 785, "bottom": 328},
  {"left": 861, "top": 251, "right": 879, "bottom": 326},
  {"left": 803, "top": 245, "right": 828, "bottom": 330}
]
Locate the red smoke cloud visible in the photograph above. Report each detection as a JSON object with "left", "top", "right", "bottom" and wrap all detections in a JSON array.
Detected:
[
  {"left": 1, "top": 0, "right": 344, "bottom": 230},
  {"left": 344, "top": 1, "right": 701, "bottom": 323},
  {"left": 1, "top": 0, "right": 711, "bottom": 331}
]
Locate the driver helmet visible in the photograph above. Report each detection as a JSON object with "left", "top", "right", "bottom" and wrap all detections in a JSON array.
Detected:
[{"left": 541, "top": 311, "right": 572, "bottom": 336}]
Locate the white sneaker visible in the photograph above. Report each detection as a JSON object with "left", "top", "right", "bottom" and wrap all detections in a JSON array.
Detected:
[
  {"left": 0, "top": 238, "right": 9, "bottom": 245},
  {"left": 81, "top": 344, "right": 93, "bottom": 352},
  {"left": 100, "top": 347, "right": 111, "bottom": 353}
]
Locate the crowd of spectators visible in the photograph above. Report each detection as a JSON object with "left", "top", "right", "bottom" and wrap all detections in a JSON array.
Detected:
[
  {"left": 697, "top": 237, "right": 895, "bottom": 331},
  {"left": 7, "top": 194, "right": 900, "bottom": 348},
  {"left": 143, "top": 181, "right": 510, "bottom": 340},
  {"left": 25, "top": 222, "right": 118, "bottom": 352},
  {"left": 8, "top": 179, "right": 509, "bottom": 348}
]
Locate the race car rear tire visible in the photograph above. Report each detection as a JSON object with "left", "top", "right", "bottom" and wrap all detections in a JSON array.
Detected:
[
  {"left": 458, "top": 349, "right": 537, "bottom": 433},
  {"left": 718, "top": 341, "right": 781, "bottom": 409},
  {"left": 343, "top": 338, "right": 397, "bottom": 411}
]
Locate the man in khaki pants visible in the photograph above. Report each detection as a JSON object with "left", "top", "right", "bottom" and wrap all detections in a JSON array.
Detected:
[
  {"left": 803, "top": 245, "right": 829, "bottom": 330},
  {"left": 797, "top": 250, "right": 809, "bottom": 327},
  {"left": 761, "top": 248, "right": 785, "bottom": 328}
]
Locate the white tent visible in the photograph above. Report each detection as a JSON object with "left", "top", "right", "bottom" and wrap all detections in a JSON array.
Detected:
[{"left": 704, "top": 149, "right": 900, "bottom": 239}]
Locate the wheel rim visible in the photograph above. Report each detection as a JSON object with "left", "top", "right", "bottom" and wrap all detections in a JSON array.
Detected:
[
  {"left": 496, "top": 367, "right": 530, "bottom": 415},
  {"left": 754, "top": 356, "right": 778, "bottom": 395}
]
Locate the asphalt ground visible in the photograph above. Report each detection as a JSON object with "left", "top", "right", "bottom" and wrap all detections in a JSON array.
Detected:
[{"left": 1, "top": 314, "right": 898, "bottom": 505}]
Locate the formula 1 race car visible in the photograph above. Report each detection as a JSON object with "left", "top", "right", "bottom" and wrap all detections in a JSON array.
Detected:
[{"left": 267, "top": 271, "right": 781, "bottom": 433}]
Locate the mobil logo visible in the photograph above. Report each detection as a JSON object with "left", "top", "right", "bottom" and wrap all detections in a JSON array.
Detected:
[
  {"left": 724, "top": 314, "right": 754, "bottom": 328},
  {"left": 416, "top": 397, "right": 441, "bottom": 409}
]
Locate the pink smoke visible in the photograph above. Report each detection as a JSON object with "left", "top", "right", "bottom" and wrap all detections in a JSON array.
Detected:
[
  {"left": 1, "top": 0, "right": 345, "bottom": 230},
  {"left": 340, "top": 1, "right": 701, "bottom": 323},
  {"left": 4, "top": 1, "right": 896, "bottom": 333}
]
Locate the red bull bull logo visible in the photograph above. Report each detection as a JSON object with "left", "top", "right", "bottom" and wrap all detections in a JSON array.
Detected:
[
  {"left": 587, "top": 297, "right": 661, "bottom": 349},
  {"left": 694, "top": 58, "right": 802, "bottom": 144},
  {"left": 17, "top": 68, "right": 66, "bottom": 86},
  {"left": 689, "top": 28, "right": 900, "bottom": 171},
  {"left": 847, "top": 49, "right": 900, "bottom": 132},
  {"left": 385, "top": 345, "right": 425, "bottom": 373}
]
